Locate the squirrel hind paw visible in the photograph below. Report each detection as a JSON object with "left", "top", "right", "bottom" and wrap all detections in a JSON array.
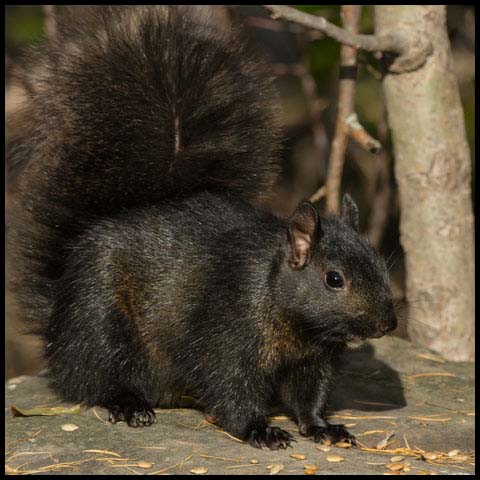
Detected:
[{"left": 248, "top": 426, "right": 295, "bottom": 450}]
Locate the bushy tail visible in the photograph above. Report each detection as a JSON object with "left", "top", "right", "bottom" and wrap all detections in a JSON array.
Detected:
[{"left": 6, "top": 5, "right": 281, "bottom": 331}]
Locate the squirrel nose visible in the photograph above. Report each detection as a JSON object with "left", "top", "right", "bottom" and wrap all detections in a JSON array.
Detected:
[{"left": 380, "top": 311, "right": 397, "bottom": 334}]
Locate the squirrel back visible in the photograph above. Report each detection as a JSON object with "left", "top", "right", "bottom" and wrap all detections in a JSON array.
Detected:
[{"left": 7, "top": 5, "right": 281, "bottom": 329}]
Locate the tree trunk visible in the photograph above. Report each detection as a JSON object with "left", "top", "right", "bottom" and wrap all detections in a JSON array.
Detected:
[{"left": 375, "top": 6, "right": 474, "bottom": 361}]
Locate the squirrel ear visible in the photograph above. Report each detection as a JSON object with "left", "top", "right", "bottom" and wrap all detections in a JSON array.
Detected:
[
  {"left": 287, "top": 201, "right": 321, "bottom": 270},
  {"left": 341, "top": 193, "right": 359, "bottom": 231}
]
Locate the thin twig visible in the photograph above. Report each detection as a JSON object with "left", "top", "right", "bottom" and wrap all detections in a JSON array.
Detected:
[
  {"left": 310, "top": 186, "right": 326, "bottom": 203},
  {"left": 345, "top": 113, "right": 382, "bottom": 154},
  {"left": 324, "top": 5, "right": 361, "bottom": 213}
]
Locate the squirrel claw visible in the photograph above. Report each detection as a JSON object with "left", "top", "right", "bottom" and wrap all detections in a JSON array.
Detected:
[
  {"left": 108, "top": 404, "right": 157, "bottom": 427},
  {"left": 126, "top": 408, "right": 157, "bottom": 428},
  {"left": 248, "top": 426, "right": 295, "bottom": 450},
  {"left": 303, "top": 424, "right": 356, "bottom": 446}
]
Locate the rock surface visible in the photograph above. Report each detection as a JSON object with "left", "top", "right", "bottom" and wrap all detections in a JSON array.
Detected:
[{"left": 5, "top": 336, "right": 475, "bottom": 475}]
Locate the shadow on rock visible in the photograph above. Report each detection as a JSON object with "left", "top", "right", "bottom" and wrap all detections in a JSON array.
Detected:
[{"left": 328, "top": 340, "right": 406, "bottom": 412}]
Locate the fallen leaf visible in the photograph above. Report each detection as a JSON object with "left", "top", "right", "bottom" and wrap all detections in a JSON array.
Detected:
[{"left": 11, "top": 404, "right": 82, "bottom": 417}]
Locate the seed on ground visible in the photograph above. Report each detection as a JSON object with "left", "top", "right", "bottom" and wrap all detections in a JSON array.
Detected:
[
  {"left": 61, "top": 424, "right": 79, "bottom": 432},
  {"left": 335, "top": 441, "right": 352, "bottom": 448},
  {"left": 269, "top": 464, "right": 284, "bottom": 475},
  {"left": 316, "top": 445, "right": 331, "bottom": 452},
  {"left": 386, "top": 462, "right": 405, "bottom": 472},
  {"left": 447, "top": 449, "right": 460, "bottom": 457},
  {"left": 326, "top": 455, "right": 344, "bottom": 463},
  {"left": 190, "top": 467, "right": 208, "bottom": 475},
  {"left": 290, "top": 454, "right": 306, "bottom": 460}
]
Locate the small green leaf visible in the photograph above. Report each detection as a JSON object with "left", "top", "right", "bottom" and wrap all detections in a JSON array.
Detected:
[{"left": 11, "top": 404, "right": 82, "bottom": 417}]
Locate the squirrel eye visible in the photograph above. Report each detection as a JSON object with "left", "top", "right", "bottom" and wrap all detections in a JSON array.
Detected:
[{"left": 324, "top": 271, "right": 345, "bottom": 290}]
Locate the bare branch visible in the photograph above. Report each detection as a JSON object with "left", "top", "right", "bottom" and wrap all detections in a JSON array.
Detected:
[
  {"left": 264, "top": 5, "right": 406, "bottom": 54},
  {"left": 263, "top": 5, "right": 433, "bottom": 73}
]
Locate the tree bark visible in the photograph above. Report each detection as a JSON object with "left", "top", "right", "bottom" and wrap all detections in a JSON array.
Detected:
[{"left": 375, "top": 6, "right": 474, "bottom": 361}]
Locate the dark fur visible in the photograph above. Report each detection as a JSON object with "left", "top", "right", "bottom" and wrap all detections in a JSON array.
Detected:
[{"left": 7, "top": 6, "right": 396, "bottom": 448}]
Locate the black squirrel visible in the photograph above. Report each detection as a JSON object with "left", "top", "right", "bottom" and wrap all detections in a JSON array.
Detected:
[{"left": 7, "top": 6, "right": 397, "bottom": 450}]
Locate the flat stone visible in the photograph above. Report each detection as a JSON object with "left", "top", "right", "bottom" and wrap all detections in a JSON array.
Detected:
[{"left": 5, "top": 336, "right": 475, "bottom": 475}]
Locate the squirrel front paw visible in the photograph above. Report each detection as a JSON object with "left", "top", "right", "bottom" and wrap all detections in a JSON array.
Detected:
[
  {"left": 108, "top": 404, "right": 157, "bottom": 427},
  {"left": 106, "top": 390, "right": 157, "bottom": 428},
  {"left": 248, "top": 426, "right": 295, "bottom": 450},
  {"left": 301, "top": 423, "right": 356, "bottom": 446}
]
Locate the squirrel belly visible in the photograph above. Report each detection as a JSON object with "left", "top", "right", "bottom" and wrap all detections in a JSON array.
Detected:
[{"left": 7, "top": 6, "right": 396, "bottom": 448}]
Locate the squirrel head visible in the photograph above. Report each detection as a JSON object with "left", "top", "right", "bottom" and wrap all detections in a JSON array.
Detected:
[{"left": 278, "top": 194, "right": 397, "bottom": 343}]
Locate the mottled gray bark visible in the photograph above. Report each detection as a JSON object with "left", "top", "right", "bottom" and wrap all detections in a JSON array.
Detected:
[{"left": 375, "top": 6, "right": 474, "bottom": 361}]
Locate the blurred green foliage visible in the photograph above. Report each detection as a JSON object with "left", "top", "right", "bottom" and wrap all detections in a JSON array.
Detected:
[{"left": 5, "top": 5, "right": 45, "bottom": 52}]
